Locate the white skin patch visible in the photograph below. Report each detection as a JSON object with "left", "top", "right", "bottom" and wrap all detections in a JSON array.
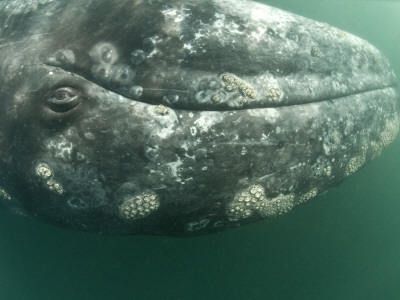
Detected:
[
  {"left": 216, "top": 0, "right": 296, "bottom": 30},
  {"left": 161, "top": 7, "right": 185, "bottom": 36},
  {"left": 143, "top": 104, "right": 180, "bottom": 139},
  {"left": 194, "top": 112, "right": 224, "bottom": 133},
  {"left": 212, "top": 13, "right": 243, "bottom": 41},
  {"left": 247, "top": 108, "right": 281, "bottom": 123},
  {"left": 250, "top": 26, "right": 267, "bottom": 43},
  {"left": 166, "top": 157, "right": 183, "bottom": 180},
  {"left": 46, "top": 136, "right": 75, "bottom": 162},
  {"left": 183, "top": 43, "right": 195, "bottom": 54},
  {"left": 43, "top": 127, "right": 84, "bottom": 162}
]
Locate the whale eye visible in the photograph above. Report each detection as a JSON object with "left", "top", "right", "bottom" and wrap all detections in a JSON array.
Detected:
[{"left": 47, "top": 87, "right": 81, "bottom": 112}]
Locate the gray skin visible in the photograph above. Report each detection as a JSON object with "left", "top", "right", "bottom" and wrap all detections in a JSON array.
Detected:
[{"left": 0, "top": 0, "right": 398, "bottom": 236}]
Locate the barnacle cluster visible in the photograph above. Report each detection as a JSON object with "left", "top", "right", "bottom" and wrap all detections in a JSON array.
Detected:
[
  {"left": 345, "top": 156, "right": 366, "bottom": 177},
  {"left": 227, "top": 185, "right": 295, "bottom": 221},
  {"left": 89, "top": 42, "right": 134, "bottom": 86},
  {"left": 311, "top": 46, "right": 322, "bottom": 58},
  {"left": 380, "top": 118, "right": 399, "bottom": 148},
  {"left": 0, "top": 187, "right": 11, "bottom": 201},
  {"left": 267, "top": 87, "right": 282, "bottom": 102},
  {"left": 259, "top": 194, "right": 295, "bottom": 217},
  {"left": 222, "top": 74, "right": 257, "bottom": 104},
  {"left": 36, "top": 163, "right": 53, "bottom": 179},
  {"left": 298, "top": 188, "right": 318, "bottom": 204},
  {"left": 154, "top": 104, "right": 170, "bottom": 115},
  {"left": 120, "top": 192, "right": 160, "bottom": 220},
  {"left": 226, "top": 185, "right": 266, "bottom": 220},
  {"left": 35, "top": 163, "right": 64, "bottom": 195}
]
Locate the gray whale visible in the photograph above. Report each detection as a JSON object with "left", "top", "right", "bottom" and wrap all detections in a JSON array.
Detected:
[{"left": 0, "top": 0, "right": 398, "bottom": 236}]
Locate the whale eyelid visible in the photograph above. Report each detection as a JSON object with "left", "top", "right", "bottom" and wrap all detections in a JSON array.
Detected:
[
  {"left": 54, "top": 87, "right": 76, "bottom": 100},
  {"left": 46, "top": 86, "right": 81, "bottom": 113}
]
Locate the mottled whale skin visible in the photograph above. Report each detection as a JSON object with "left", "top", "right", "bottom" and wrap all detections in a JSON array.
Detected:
[{"left": 0, "top": 0, "right": 398, "bottom": 236}]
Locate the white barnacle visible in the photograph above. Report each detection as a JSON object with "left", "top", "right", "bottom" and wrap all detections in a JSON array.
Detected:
[
  {"left": 154, "top": 104, "right": 170, "bottom": 116},
  {"left": 0, "top": 188, "right": 11, "bottom": 201},
  {"left": 35, "top": 163, "right": 53, "bottom": 180},
  {"left": 89, "top": 42, "right": 119, "bottom": 65},
  {"left": 46, "top": 179, "right": 65, "bottom": 195}
]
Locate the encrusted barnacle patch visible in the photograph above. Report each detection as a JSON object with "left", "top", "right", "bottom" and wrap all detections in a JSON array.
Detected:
[
  {"left": 119, "top": 192, "right": 160, "bottom": 221},
  {"left": 221, "top": 74, "right": 257, "bottom": 102}
]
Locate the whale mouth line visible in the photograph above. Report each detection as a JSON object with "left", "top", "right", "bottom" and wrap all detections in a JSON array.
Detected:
[
  {"left": 42, "top": 63, "right": 397, "bottom": 112},
  {"left": 111, "top": 84, "right": 399, "bottom": 112},
  {"left": 273, "top": 84, "right": 399, "bottom": 108}
]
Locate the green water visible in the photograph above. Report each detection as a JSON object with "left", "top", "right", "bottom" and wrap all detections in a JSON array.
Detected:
[{"left": 1, "top": 1, "right": 400, "bottom": 299}]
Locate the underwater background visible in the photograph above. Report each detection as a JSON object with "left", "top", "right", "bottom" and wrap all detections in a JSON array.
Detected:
[{"left": 1, "top": 1, "right": 399, "bottom": 299}]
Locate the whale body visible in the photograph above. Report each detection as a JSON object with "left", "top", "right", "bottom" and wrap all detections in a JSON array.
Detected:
[{"left": 0, "top": 0, "right": 398, "bottom": 236}]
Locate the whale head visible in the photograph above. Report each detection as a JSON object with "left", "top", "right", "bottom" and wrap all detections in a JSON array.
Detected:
[{"left": 0, "top": 0, "right": 398, "bottom": 235}]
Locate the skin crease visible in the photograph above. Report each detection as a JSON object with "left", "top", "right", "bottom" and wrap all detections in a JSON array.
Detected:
[{"left": 0, "top": 0, "right": 398, "bottom": 236}]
